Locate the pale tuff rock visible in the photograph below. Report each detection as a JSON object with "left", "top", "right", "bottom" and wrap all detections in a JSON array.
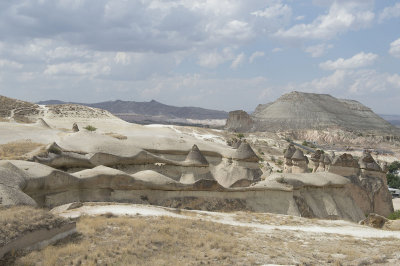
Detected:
[
  {"left": 283, "top": 144, "right": 309, "bottom": 173},
  {"left": 310, "top": 150, "right": 331, "bottom": 173},
  {"left": 328, "top": 152, "right": 393, "bottom": 217},
  {"left": 224, "top": 110, "right": 254, "bottom": 133},
  {"left": 233, "top": 141, "right": 259, "bottom": 162},
  {"left": 72, "top": 122, "right": 79, "bottom": 132},
  {"left": 290, "top": 149, "right": 309, "bottom": 173},
  {"left": 359, "top": 150, "right": 382, "bottom": 172},
  {"left": 36, "top": 118, "right": 51, "bottom": 129},
  {"left": 184, "top": 145, "right": 209, "bottom": 167}
]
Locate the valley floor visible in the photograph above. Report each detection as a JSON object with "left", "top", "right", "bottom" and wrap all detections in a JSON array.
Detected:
[{"left": 4, "top": 203, "right": 400, "bottom": 266}]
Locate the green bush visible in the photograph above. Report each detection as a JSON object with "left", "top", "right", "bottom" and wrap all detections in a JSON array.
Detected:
[
  {"left": 236, "top": 133, "right": 244, "bottom": 139},
  {"left": 302, "top": 141, "right": 308, "bottom": 146},
  {"left": 388, "top": 161, "right": 400, "bottom": 174},
  {"left": 387, "top": 173, "right": 400, "bottom": 189},
  {"left": 388, "top": 210, "right": 400, "bottom": 220},
  {"left": 276, "top": 160, "right": 283, "bottom": 166},
  {"left": 84, "top": 125, "right": 97, "bottom": 132}
]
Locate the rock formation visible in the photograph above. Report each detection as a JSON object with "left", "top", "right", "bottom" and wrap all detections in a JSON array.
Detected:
[
  {"left": 283, "top": 145, "right": 309, "bottom": 173},
  {"left": 225, "top": 110, "right": 254, "bottom": 132},
  {"left": 291, "top": 149, "right": 309, "bottom": 173},
  {"left": 329, "top": 152, "right": 393, "bottom": 217},
  {"left": 72, "top": 122, "right": 79, "bottom": 132},
  {"left": 225, "top": 91, "right": 400, "bottom": 138}
]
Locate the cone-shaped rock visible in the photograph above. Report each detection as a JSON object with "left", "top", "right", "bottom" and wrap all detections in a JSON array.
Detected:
[
  {"left": 291, "top": 149, "right": 307, "bottom": 161},
  {"left": 184, "top": 144, "right": 209, "bottom": 166},
  {"left": 72, "top": 122, "right": 79, "bottom": 132},
  {"left": 234, "top": 142, "right": 259, "bottom": 162},
  {"left": 232, "top": 139, "right": 242, "bottom": 149},
  {"left": 359, "top": 151, "right": 381, "bottom": 172},
  {"left": 284, "top": 144, "right": 296, "bottom": 159},
  {"left": 36, "top": 118, "right": 51, "bottom": 129},
  {"left": 46, "top": 142, "right": 63, "bottom": 155}
]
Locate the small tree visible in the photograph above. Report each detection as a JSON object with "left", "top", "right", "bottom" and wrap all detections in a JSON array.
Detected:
[{"left": 387, "top": 161, "right": 400, "bottom": 188}]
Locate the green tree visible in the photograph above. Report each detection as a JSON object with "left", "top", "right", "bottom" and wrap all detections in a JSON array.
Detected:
[{"left": 388, "top": 161, "right": 400, "bottom": 173}]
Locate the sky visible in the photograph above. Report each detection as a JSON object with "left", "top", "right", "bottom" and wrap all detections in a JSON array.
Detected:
[{"left": 0, "top": 0, "right": 400, "bottom": 114}]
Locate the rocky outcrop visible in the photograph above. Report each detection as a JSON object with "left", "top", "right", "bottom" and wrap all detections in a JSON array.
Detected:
[
  {"left": 72, "top": 122, "right": 79, "bottom": 132},
  {"left": 283, "top": 144, "right": 309, "bottom": 173},
  {"left": 328, "top": 152, "right": 393, "bottom": 217},
  {"left": 226, "top": 91, "right": 400, "bottom": 138},
  {"left": 0, "top": 160, "right": 367, "bottom": 222},
  {"left": 225, "top": 110, "right": 254, "bottom": 132}
]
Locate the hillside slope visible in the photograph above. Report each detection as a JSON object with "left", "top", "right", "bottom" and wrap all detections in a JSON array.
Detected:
[
  {"left": 227, "top": 91, "right": 399, "bottom": 135},
  {"left": 38, "top": 99, "right": 228, "bottom": 125}
]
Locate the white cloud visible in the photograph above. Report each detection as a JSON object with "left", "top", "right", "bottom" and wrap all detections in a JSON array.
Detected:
[
  {"left": 319, "top": 52, "right": 378, "bottom": 70},
  {"left": 272, "top": 69, "right": 400, "bottom": 99},
  {"left": 197, "top": 47, "right": 235, "bottom": 68},
  {"left": 272, "top": 47, "right": 283, "bottom": 53},
  {"left": 0, "top": 59, "right": 23, "bottom": 69},
  {"left": 114, "top": 52, "right": 131, "bottom": 65},
  {"left": 249, "top": 51, "right": 265, "bottom": 63},
  {"left": 379, "top": 3, "right": 400, "bottom": 22},
  {"left": 231, "top": 53, "right": 246, "bottom": 69},
  {"left": 304, "top": 43, "right": 333, "bottom": 57},
  {"left": 274, "top": 2, "right": 374, "bottom": 40},
  {"left": 389, "top": 38, "right": 400, "bottom": 58},
  {"left": 44, "top": 62, "right": 111, "bottom": 76},
  {"left": 295, "top": 15, "right": 305, "bottom": 21},
  {"left": 251, "top": 1, "right": 292, "bottom": 20}
]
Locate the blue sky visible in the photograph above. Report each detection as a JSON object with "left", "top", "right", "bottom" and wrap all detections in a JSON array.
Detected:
[{"left": 0, "top": 0, "right": 399, "bottom": 114}]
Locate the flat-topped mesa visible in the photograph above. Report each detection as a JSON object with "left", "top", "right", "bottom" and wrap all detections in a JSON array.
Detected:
[
  {"left": 329, "top": 153, "right": 360, "bottom": 177},
  {"left": 233, "top": 141, "right": 259, "bottom": 162},
  {"left": 184, "top": 144, "right": 209, "bottom": 167},
  {"left": 225, "top": 110, "right": 254, "bottom": 133}
]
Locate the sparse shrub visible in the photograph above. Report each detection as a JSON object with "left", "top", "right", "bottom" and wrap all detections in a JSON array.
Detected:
[
  {"left": 271, "top": 156, "right": 276, "bottom": 162},
  {"left": 277, "top": 170, "right": 283, "bottom": 173},
  {"left": 276, "top": 160, "right": 283, "bottom": 166},
  {"left": 388, "top": 210, "right": 400, "bottom": 220},
  {"left": 302, "top": 141, "right": 308, "bottom": 146},
  {"left": 237, "top": 133, "right": 244, "bottom": 139},
  {"left": 84, "top": 125, "right": 97, "bottom": 132}
]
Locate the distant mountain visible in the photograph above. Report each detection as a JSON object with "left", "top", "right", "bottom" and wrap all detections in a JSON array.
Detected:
[
  {"left": 379, "top": 114, "right": 400, "bottom": 127},
  {"left": 37, "top": 99, "right": 228, "bottom": 127},
  {"left": 226, "top": 91, "right": 399, "bottom": 135}
]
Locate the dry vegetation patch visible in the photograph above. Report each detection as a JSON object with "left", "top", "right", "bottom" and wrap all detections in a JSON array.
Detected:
[
  {"left": 14, "top": 215, "right": 250, "bottom": 265},
  {"left": 0, "top": 206, "right": 69, "bottom": 248},
  {"left": 0, "top": 140, "right": 45, "bottom": 160},
  {"left": 10, "top": 210, "right": 400, "bottom": 265}
]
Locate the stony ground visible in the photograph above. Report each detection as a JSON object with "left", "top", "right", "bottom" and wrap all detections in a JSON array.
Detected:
[{"left": 3, "top": 203, "right": 400, "bottom": 266}]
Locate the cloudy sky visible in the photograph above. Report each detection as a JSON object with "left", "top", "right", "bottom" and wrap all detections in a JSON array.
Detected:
[{"left": 0, "top": 0, "right": 400, "bottom": 114}]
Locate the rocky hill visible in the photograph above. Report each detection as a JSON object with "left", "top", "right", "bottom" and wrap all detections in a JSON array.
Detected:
[
  {"left": 38, "top": 99, "right": 228, "bottom": 126},
  {"left": 226, "top": 91, "right": 399, "bottom": 136}
]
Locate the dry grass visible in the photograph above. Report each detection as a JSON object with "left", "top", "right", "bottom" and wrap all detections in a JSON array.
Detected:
[
  {"left": 104, "top": 132, "right": 128, "bottom": 140},
  {"left": 0, "top": 206, "right": 68, "bottom": 248},
  {"left": 0, "top": 117, "right": 9, "bottom": 122},
  {"left": 6, "top": 210, "right": 400, "bottom": 265},
  {"left": 14, "top": 215, "right": 250, "bottom": 265},
  {"left": 0, "top": 140, "right": 45, "bottom": 160}
]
